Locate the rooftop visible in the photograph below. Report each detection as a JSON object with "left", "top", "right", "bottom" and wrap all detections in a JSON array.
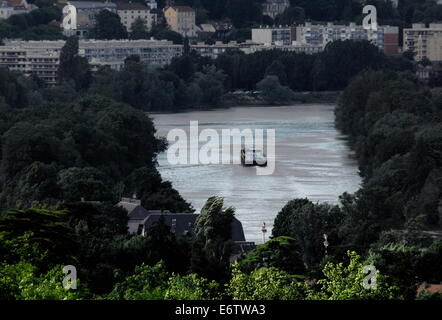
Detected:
[
  {"left": 68, "top": 1, "right": 117, "bottom": 9},
  {"left": 116, "top": 1, "right": 149, "bottom": 11}
]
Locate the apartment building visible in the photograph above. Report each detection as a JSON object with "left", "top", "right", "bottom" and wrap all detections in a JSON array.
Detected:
[
  {"left": 0, "top": 0, "right": 36, "bottom": 19},
  {"left": 262, "top": 0, "right": 289, "bottom": 19},
  {"left": 164, "top": 6, "right": 196, "bottom": 37},
  {"left": 0, "top": 39, "right": 183, "bottom": 85},
  {"left": 403, "top": 23, "right": 442, "bottom": 62},
  {"left": 80, "top": 39, "right": 182, "bottom": 69},
  {"left": 297, "top": 22, "right": 399, "bottom": 55},
  {"left": 0, "top": 44, "right": 60, "bottom": 86},
  {"left": 116, "top": 2, "right": 156, "bottom": 32},
  {"left": 60, "top": 1, "right": 118, "bottom": 37},
  {"left": 252, "top": 26, "right": 296, "bottom": 45},
  {"left": 252, "top": 23, "right": 399, "bottom": 54}
]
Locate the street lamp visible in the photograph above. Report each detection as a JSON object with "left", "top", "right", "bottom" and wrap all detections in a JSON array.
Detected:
[{"left": 261, "top": 222, "right": 267, "bottom": 243}]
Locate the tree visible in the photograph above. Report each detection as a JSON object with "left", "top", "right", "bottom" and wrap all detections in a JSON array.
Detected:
[
  {"left": 257, "top": 75, "right": 294, "bottom": 104},
  {"left": 107, "top": 262, "right": 169, "bottom": 300},
  {"left": 58, "top": 36, "right": 91, "bottom": 89},
  {"left": 306, "top": 251, "right": 401, "bottom": 300},
  {"left": 90, "top": 10, "right": 127, "bottom": 40},
  {"left": 227, "top": 265, "right": 307, "bottom": 300},
  {"left": 272, "top": 199, "right": 344, "bottom": 270},
  {"left": 191, "top": 196, "right": 234, "bottom": 283},
  {"left": 129, "top": 18, "right": 149, "bottom": 40},
  {"left": 165, "top": 274, "right": 220, "bottom": 300},
  {"left": 0, "top": 262, "right": 87, "bottom": 300},
  {"left": 275, "top": 6, "right": 305, "bottom": 25},
  {"left": 192, "top": 65, "right": 226, "bottom": 105},
  {"left": 237, "top": 236, "right": 306, "bottom": 275},
  {"left": 0, "top": 209, "right": 78, "bottom": 271},
  {"left": 265, "top": 60, "right": 288, "bottom": 85},
  {"left": 312, "top": 40, "right": 385, "bottom": 90}
]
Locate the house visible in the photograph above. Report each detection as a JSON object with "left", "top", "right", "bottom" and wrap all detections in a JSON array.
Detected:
[
  {"left": 164, "top": 6, "right": 196, "bottom": 37},
  {"left": 196, "top": 23, "right": 216, "bottom": 40},
  {"left": 417, "top": 283, "right": 442, "bottom": 295},
  {"left": 116, "top": 2, "right": 156, "bottom": 32},
  {"left": 262, "top": 0, "right": 289, "bottom": 19},
  {"left": 118, "top": 197, "right": 248, "bottom": 243}
]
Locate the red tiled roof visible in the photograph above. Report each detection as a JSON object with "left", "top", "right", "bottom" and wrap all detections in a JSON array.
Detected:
[{"left": 417, "top": 283, "right": 442, "bottom": 294}]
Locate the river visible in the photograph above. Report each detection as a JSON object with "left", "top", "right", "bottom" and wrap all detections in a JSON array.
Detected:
[{"left": 153, "top": 104, "right": 361, "bottom": 244}]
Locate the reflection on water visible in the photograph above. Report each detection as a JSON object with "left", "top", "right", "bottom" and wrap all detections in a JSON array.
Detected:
[{"left": 153, "top": 105, "right": 361, "bottom": 244}]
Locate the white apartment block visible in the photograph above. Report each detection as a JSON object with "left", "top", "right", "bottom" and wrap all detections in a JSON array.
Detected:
[
  {"left": 116, "top": 2, "right": 156, "bottom": 32},
  {"left": 297, "top": 22, "right": 399, "bottom": 55},
  {"left": 0, "top": 39, "right": 183, "bottom": 85},
  {"left": 403, "top": 23, "right": 442, "bottom": 62},
  {"left": 252, "top": 23, "right": 399, "bottom": 55}
]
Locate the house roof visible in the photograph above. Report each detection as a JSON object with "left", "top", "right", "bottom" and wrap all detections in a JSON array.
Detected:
[
  {"left": 417, "top": 283, "right": 442, "bottom": 294},
  {"left": 199, "top": 24, "right": 216, "bottom": 33},
  {"left": 144, "top": 213, "right": 197, "bottom": 235},
  {"left": 116, "top": 2, "right": 148, "bottom": 11},
  {"left": 143, "top": 213, "right": 246, "bottom": 242},
  {"left": 170, "top": 5, "right": 194, "bottom": 13},
  {"left": 68, "top": 1, "right": 117, "bottom": 9}
]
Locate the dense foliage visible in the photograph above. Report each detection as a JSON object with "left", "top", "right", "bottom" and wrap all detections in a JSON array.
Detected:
[{"left": 272, "top": 69, "right": 442, "bottom": 299}]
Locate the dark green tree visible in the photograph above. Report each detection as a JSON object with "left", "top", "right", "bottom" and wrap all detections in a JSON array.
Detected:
[
  {"left": 90, "top": 10, "right": 127, "bottom": 40},
  {"left": 191, "top": 196, "right": 234, "bottom": 283},
  {"left": 129, "top": 17, "right": 149, "bottom": 40}
]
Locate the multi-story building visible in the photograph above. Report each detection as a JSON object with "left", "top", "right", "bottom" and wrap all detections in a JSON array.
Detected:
[
  {"left": 252, "top": 26, "right": 296, "bottom": 46},
  {"left": 0, "top": 44, "right": 60, "bottom": 86},
  {"left": 297, "top": 22, "right": 399, "bottom": 55},
  {"left": 0, "top": 39, "right": 183, "bottom": 85},
  {"left": 116, "top": 2, "right": 156, "bottom": 32},
  {"left": 253, "top": 22, "right": 399, "bottom": 55},
  {"left": 403, "top": 23, "right": 442, "bottom": 62},
  {"left": 0, "top": 0, "right": 36, "bottom": 19},
  {"left": 80, "top": 39, "right": 182, "bottom": 69},
  {"left": 262, "top": 0, "right": 289, "bottom": 19},
  {"left": 60, "top": 1, "right": 118, "bottom": 37},
  {"left": 164, "top": 6, "right": 196, "bottom": 37}
]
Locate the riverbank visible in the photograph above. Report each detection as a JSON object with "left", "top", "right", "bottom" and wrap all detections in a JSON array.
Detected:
[
  {"left": 223, "top": 91, "right": 341, "bottom": 106},
  {"left": 148, "top": 91, "right": 341, "bottom": 114}
]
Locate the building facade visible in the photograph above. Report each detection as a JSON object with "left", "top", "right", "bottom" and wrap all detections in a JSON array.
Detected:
[
  {"left": 164, "top": 6, "right": 196, "bottom": 37},
  {"left": 296, "top": 22, "right": 399, "bottom": 55},
  {"left": 116, "top": 2, "right": 156, "bottom": 32},
  {"left": 0, "top": 44, "right": 60, "bottom": 86},
  {"left": 262, "top": 0, "right": 289, "bottom": 19},
  {"left": 0, "top": 39, "right": 183, "bottom": 85},
  {"left": 60, "top": 1, "right": 118, "bottom": 37},
  {"left": 252, "top": 23, "right": 399, "bottom": 55},
  {"left": 252, "top": 26, "right": 296, "bottom": 46},
  {"left": 403, "top": 23, "right": 442, "bottom": 62},
  {"left": 0, "top": 0, "right": 36, "bottom": 20}
]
